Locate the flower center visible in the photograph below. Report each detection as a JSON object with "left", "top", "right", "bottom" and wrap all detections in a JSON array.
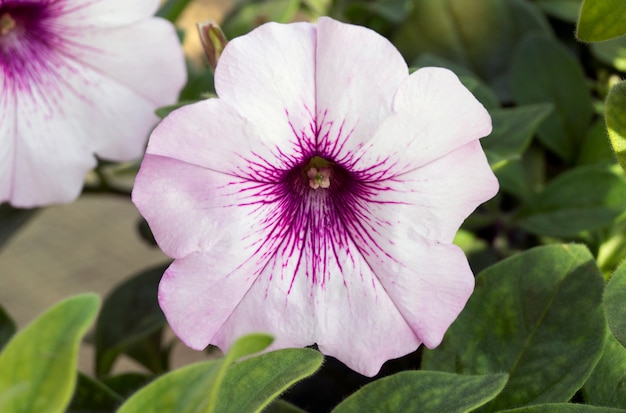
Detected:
[
  {"left": 304, "top": 156, "right": 333, "bottom": 190},
  {"left": 0, "top": 13, "right": 16, "bottom": 36}
]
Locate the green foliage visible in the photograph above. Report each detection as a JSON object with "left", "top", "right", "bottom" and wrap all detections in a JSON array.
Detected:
[
  {"left": 117, "top": 334, "right": 322, "bottom": 413},
  {"left": 591, "top": 37, "right": 626, "bottom": 72},
  {"left": 332, "top": 372, "right": 508, "bottom": 413},
  {"left": 604, "top": 261, "right": 626, "bottom": 347},
  {"left": 577, "top": 0, "right": 626, "bottom": 42},
  {"left": 0, "top": 294, "right": 100, "bottom": 413},
  {"left": 583, "top": 330, "right": 626, "bottom": 409},
  {"left": 422, "top": 245, "right": 606, "bottom": 412},
  {"left": 606, "top": 80, "right": 626, "bottom": 171},
  {"left": 500, "top": 404, "right": 626, "bottom": 412},
  {"left": 95, "top": 264, "right": 170, "bottom": 377},
  {"left": 393, "top": 0, "right": 552, "bottom": 100},
  {"left": 157, "top": 0, "right": 193, "bottom": 23},
  {"left": 535, "top": 0, "right": 584, "bottom": 23},
  {"left": 0, "top": 204, "right": 38, "bottom": 252},
  {"left": 511, "top": 34, "right": 594, "bottom": 162}
]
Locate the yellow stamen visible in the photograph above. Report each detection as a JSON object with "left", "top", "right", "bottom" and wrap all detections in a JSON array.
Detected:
[{"left": 0, "top": 13, "right": 16, "bottom": 36}]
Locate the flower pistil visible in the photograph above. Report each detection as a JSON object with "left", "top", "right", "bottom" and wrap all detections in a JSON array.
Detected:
[
  {"left": 305, "top": 156, "right": 332, "bottom": 189},
  {"left": 0, "top": 13, "right": 16, "bottom": 36}
]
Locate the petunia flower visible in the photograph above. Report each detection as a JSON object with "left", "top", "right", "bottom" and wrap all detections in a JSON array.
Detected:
[
  {"left": 0, "top": 0, "right": 186, "bottom": 207},
  {"left": 133, "top": 17, "right": 498, "bottom": 377}
]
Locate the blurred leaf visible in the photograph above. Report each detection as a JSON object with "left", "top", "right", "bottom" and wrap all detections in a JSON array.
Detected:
[
  {"left": 598, "top": 217, "right": 626, "bottom": 275},
  {"left": 422, "top": 244, "right": 606, "bottom": 412},
  {"left": 101, "top": 373, "right": 152, "bottom": 399},
  {"left": 511, "top": 34, "right": 594, "bottom": 162},
  {"left": 577, "top": 117, "right": 616, "bottom": 166},
  {"left": 332, "top": 372, "right": 508, "bottom": 413},
  {"left": 495, "top": 144, "right": 546, "bottom": 202},
  {"left": 606, "top": 80, "right": 626, "bottom": 171},
  {"left": 535, "top": 0, "right": 583, "bottom": 22},
  {"left": 0, "top": 305, "right": 15, "bottom": 352},
  {"left": 157, "top": 0, "right": 193, "bottom": 23},
  {"left": 178, "top": 59, "right": 215, "bottom": 101},
  {"left": 0, "top": 204, "right": 38, "bottom": 252},
  {"left": 393, "top": 0, "right": 552, "bottom": 100},
  {"left": 0, "top": 294, "right": 100, "bottom": 413},
  {"left": 95, "top": 264, "right": 169, "bottom": 377},
  {"left": 518, "top": 165, "right": 626, "bottom": 237},
  {"left": 68, "top": 373, "right": 123, "bottom": 413},
  {"left": 156, "top": 100, "right": 203, "bottom": 119},
  {"left": 483, "top": 103, "right": 553, "bottom": 163},
  {"left": 303, "top": 0, "right": 331, "bottom": 15},
  {"left": 604, "top": 261, "right": 626, "bottom": 347},
  {"left": 583, "top": 329, "right": 626, "bottom": 409},
  {"left": 591, "top": 36, "right": 626, "bottom": 72},
  {"left": 500, "top": 404, "right": 626, "bottom": 412},
  {"left": 215, "top": 348, "right": 323, "bottom": 413},
  {"left": 344, "top": 0, "right": 412, "bottom": 24},
  {"left": 577, "top": 0, "right": 626, "bottom": 42},
  {"left": 116, "top": 333, "right": 274, "bottom": 413},
  {"left": 222, "top": 0, "right": 301, "bottom": 38}
]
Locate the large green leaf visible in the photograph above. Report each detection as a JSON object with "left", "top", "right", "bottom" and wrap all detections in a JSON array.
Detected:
[
  {"left": 511, "top": 34, "right": 594, "bottom": 162},
  {"left": 332, "top": 372, "right": 507, "bottom": 413},
  {"left": 393, "top": 0, "right": 552, "bottom": 100},
  {"left": 518, "top": 165, "right": 626, "bottom": 237},
  {"left": 606, "top": 80, "right": 626, "bottom": 171},
  {"left": 604, "top": 261, "right": 626, "bottom": 347},
  {"left": 68, "top": 373, "right": 124, "bottom": 413},
  {"left": 576, "top": 118, "right": 617, "bottom": 166},
  {"left": 577, "top": 0, "right": 626, "bottom": 42},
  {"left": 0, "top": 294, "right": 100, "bottom": 413},
  {"left": 117, "top": 333, "right": 273, "bottom": 413},
  {"left": 95, "top": 263, "right": 169, "bottom": 377},
  {"left": 422, "top": 245, "right": 606, "bottom": 412},
  {"left": 156, "top": 0, "right": 193, "bottom": 22},
  {"left": 215, "top": 348, "right": 323, "bottom": 413},
  {"left": 500, "top": 404, "right": 626, "bottom": 412},
  {"left": 583, "top": 330, "right": 626, "bottom": 409}
]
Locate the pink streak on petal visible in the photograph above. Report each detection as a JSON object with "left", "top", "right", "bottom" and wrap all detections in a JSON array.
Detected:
[{"left": 314, "top": 17, "right": 408, "bottom": 160}]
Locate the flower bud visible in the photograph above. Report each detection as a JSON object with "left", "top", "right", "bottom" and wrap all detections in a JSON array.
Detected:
[{"left": 196, "top": 19, "right": 228, "bottom": 71}]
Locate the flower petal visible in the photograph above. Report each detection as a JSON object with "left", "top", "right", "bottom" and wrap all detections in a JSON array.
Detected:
[
  {"left": 214, "top": 21, "right": 317, "bottom": 151},
  {"left": 211, "top": 235, "right": 421, "bottom": 377},
  {"left": 59, "top": 19, "right": 186, "bottom": 106},
  {"left": 363, "top": 141, "right": 498, "bottom": 244},
  {"left": 314, "top": 17, "right": 408, "bottom": 160},
  {"left": 0, "top": 83, "right": 16, "bottom": 202},
  {"left": 354, "top": 67, "right": 492, "bottom": 174},
  {"left": 53, "top": 0, "right": 160, "bottom": 27},
  {"left": 158, "top": 250, "right": 260, "bottom": 351}
]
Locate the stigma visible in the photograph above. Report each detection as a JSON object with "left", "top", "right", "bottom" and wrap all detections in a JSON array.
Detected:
[{"left": 0, "top": 13, "right": 16, "bottom": 36}]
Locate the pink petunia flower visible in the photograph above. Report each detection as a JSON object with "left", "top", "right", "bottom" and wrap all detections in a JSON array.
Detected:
[
  {"left": 0, "top": 0, "right": 186, "bottom": 207},
  {"left": 133, "top": 17, "right": 498, "bottom": 377}
]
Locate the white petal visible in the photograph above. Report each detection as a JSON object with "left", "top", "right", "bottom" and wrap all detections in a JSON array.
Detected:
[
  {"left": 60, "top": 19, "right": 186, "bottom": 105},
  {"left": 215, "top": 22, "right": 317, "bottom": 151},
  {"left": 363, "top": 141, "right": 498, "bottom": 243},
  {"left": 314, "top": 17, "right": 408, "bottom": 161},
  {"left": 355, "top": 67, "right": 492, "bottom": 174},
  {"left": 52, "top": 0, "right": 160, "bottom": 27}
]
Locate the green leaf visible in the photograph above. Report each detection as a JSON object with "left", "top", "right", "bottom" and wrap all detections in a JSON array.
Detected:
[
  {"left": 606, "top": 80, "right": 626, "bottom": 171},
  {"left": 222, "top": 0, "right": 301, "bottom": 38},
  {"left": 500, "top": 404, "right": 626, "bottom": 412},
  {"left": 117, "top": 333, "right": 273, "bottom": 413},
  {"left": 577, "top": 0, "right": 626, "bottom": 42},
  {"left": 483, "top": 103, "right": 553, "bottom": 164},
  {"left": 68, "top": 373, "right": 123, "bottom": 413},
  {"left": 591, "top": 36, "right": 626, "bottom": 72},
  {"left": 95, "top": 264, "right": 169, "bottom": 377},
  {"left": 577, "top": 118, "right": 616, "bottom": 166},
  {"left": 511, "top": 34, "right": 594, "bottom": 162},
  {"left": 0, "top": 294, "right": 100, "bottom": 413},
  {"left": 332, "top": 372, "right": 508, "bottom": 413},
  {"left": 0, "top": 305, "right": 16, "bottom": 352},
  {"left": 215, "top": 348, "right": 323, "bottom": 413},
  {"left": 156, "top": 0, "right": 193, "bottom": 22},
  {"left": 264, "top": 399, "right": 307, "bottom": 413},
  {"left": 156, "top": 100, "right": 203, "bottom": 119},
  {"left": 0, "top": 204, "right": 38, "bottom": 252},
  {"left": 422, "top": 245, "right": 606, "bottom": 412},
  {"left": 604, "top": 261, "right": 626, "bottom": 347},
  {"left": 583, "top": 329, "right": 626, "bottom": 409},
  {"left": 393, "top": 0, "right": 552, "bottom": 100},
  {"left": 518, "top": 165, "right": 626, "bottom": 237},
  {"left": 535, "top": 0, "right": 583, "bottom": 22}
]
